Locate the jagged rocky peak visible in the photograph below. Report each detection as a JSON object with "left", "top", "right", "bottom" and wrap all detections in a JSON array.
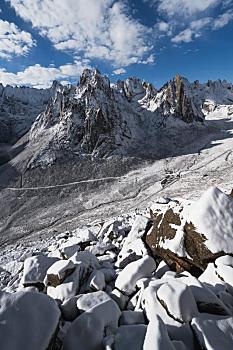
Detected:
[
  {"left": 150, "top": 74, "right": 205, "bottom": 123},
  {"left": 114, "top": 77, "right": 157, "bottom": 102},
  {"left": 79, "top": 68, "right": 111, "bottom": 92}
]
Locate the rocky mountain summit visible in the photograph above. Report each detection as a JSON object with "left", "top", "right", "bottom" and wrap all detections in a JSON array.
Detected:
[
  {"left": 0, "top": 69, "right": 233, "bottom": 170},
  {"left": 1, "top": 186, "right": 233, "bottom": 350}
]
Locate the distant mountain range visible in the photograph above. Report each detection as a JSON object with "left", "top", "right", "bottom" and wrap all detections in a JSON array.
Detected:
[{"left": 1, "top": 69, "right": 233, "bottom": 169}]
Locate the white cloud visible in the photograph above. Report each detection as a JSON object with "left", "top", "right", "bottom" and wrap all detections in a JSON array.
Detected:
[
  {"left": 0, "top": 19, "right": 35, "bottom": 59},
  {"left": 146, "top": 0, "right": 220, "bottom": 17},
  {"left": 8, "top": 0, "right": 154, "bottom": 67},
  {"left": 0, "top": 60, "right": 90, "bottom": 88},
  {"left": 190, "top": 17, "right": 212, "bottom": 31},
  {"left": 158, "top": 21, "right": 170, "bottom": 32},
  {"left": 212, "top": 10, "right": 233, "bottom": 29},
  {"left": 113, "top": 68, "right": 126, "bottom": 75},
  {"left": 171, "top": 28, "right": 194, "bottom": 43}
]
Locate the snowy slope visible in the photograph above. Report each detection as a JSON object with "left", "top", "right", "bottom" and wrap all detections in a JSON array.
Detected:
[{"left": 0, "top": 82, "right": 57, "bottom": 144}]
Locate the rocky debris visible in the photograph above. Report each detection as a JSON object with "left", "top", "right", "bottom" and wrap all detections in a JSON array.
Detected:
[
  {"left": 157, "top": 280, "right": 198, "bottom": 323},
  {"left": 45, "top": 260, "right": 75, "bottom": 287},
  {"left": 22, "top": 255, "right": 59, "bottom": 290},
  {"left": 0, "top": 290, "right": 60, "bottom": 350},
  {"left": 63, "top": 299, "right": 121, "bottom": 350},
  {"left": 143, "top": 315, "right": 177, "bottom": 350},
  {"left": 115, "top": 256, "right": 156, "bottom": 295},
  {"left": 191, "top": 315, "right": 233, "bottom": 350},
  {"left": 114, "top": 324, "right": 147, "bottom": 350},
  {"left": 1, "top": 186, "right": 233, "bottom": 349},
  {"left": 76, "top": 291, "right": 111, "bottom": 313},
  {"left": 146, "top": 186, "right": 233, "bottom": 274}
]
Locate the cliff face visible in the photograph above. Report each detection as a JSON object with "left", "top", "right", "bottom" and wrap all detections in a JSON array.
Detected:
[{"left": 0, "top": 83, "right": 54, "bottom": 143}]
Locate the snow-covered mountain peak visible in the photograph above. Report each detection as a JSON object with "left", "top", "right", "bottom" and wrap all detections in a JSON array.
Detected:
[{"left": 79, "top": 68, "right": 111, "bottom": 93}]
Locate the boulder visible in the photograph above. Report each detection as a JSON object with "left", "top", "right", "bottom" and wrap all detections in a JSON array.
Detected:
[
  {"left": 146, "top": 187, "right": 233, "bottom": 275},
  {"left": 0, "top": 291, "right": 60, "bottom": 350},
  {"left": 114, "top": 325, "right": 147, "bottom": 350},
  {"left": 76, "top": 291, "right": 111, "bottom": 312},
  {"left": 191, "top": 314, "right": 233, "bottom": 350},
  {"left": 115, "top": 256, "right": 156, "bottom": 295},
  {"left": 45, "top": 260, "right": 75, "bottom": 287},
  {"left": 63, "top": 299, "right": 121, "bottom": 350},
  {"left": 156, "top": 280, "right": 198, "bottom": 323},
  {"left": 22, "top": 255, "right": 59, "bottom": 289}
]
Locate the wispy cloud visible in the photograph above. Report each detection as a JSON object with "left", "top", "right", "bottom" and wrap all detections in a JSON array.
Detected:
[
  {"left": 113, "top": 68, "right": 126, "bottom": 75},
  {"left": 8, "top": 0, "right": 154, "bottom": 67},
  {"left": 0, "top": 19, "right": 35, "bottom": 59},
  {"left": 0, "top": 60, "right": 90, "bottom": 88}
]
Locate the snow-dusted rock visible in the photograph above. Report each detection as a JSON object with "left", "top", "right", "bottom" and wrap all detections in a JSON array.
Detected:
[
  {"left": 143, "top": 315, "right": 176, "bottom": 350},
  {"left": 86, "top": 241, "right": 115, "bottom": 256},
  {"left": 69, "top": 251, "right": 100, "bottom": 270},
  {"left": 187, "top": 186, "right": 233, "bottom": 254},
  {"left": 147, "top": 187, "right": 233, "bottom": 273},
  {"left": 115, "top": 256, "right": 156, "bottom": 295},
  {"left": 59, "top": 237, "right": 81, "bottom": 258},
  {"left": 22, "top": 255, "right": 59, "bottom": 289},
  {"left": 216, "top": 264, "right": 233, "bottom": 287},
  {"left": 215, "top": 255, "right": 233, "bottom": 267},
  {"left": 179, "top": 274, "right": 230, "bottom": 315},
  {"left": 45, "top": 260, "right": 75, "bottom": 287},
  {"left": 157, "top": 280, "right": 198, "bottom": 323},
  {"left": 76, "top": 291, "right": 111, "bottom": 312},
  {"left": 0, "top": 290, "right": 60, "bottom": 350},
  {"left": 47, "top": 266, "right": 85, "bottom": 302},
  {"left": 191, "top": 314, "right": 233, "bottom": 350},
  {"left": 142, "top": 282, "right": 182, "bottom": 327},
  {"left": 119, "top": 310, "right": 146, "bottom": 325},
  {"left": 60, "top": 296, "right": 79, "bottom": 321},
  {"left": 114, "top": 325, "right": 147, "bottom": 350},
  {"left": 63, "top": 299, "right": 121, "bottom": 350},
  {"left": 111, "top": 288, "right": 129, "bottom": 310},
  {"left": 89, "top": 270, "right": 106, "bottom": 291}
]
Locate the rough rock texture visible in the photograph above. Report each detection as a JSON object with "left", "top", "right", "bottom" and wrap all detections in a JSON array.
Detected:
[{"left": 146, "top": 187, "right": 233, "bottom": 275}]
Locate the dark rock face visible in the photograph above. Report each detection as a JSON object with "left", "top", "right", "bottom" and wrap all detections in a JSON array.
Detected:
[
  {"left": 145, "top": 191, "right": 232, "bottom": 276},
  {"left": 151, "top": 75, "right": 205, "bottom": 123}
]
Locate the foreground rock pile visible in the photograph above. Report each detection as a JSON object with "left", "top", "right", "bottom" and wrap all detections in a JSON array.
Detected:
[{"left": 1, "top": 186, "right": 233, "bottom": 350}]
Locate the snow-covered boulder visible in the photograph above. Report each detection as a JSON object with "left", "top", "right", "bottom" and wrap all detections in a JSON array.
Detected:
[
  {"left": 191, "top": 314, "right": 233, "bottom": 350},
  {"left": 143, "top": 315, "right": 176, "bottom": 350},
  {"left": 115, "top": 256, "right": 156, "bottom": 295},
  {"left": 47, "top": 263, "right": 90, "bottom": 302},
  {"left": 157, "top": 280, "right": 198, "bottom": 323},
  {"left": 45, "top": 260, "right": 75, "bottom": 287},
  {"left": 146, "top": 187, "right": 233, "bottom": 274},
  {"left": 89, "top": 270, "right": 106, "bottom": 291},
  {"left": 63, "top": 299, "right": 121, "bottom": 350},
  {"left": 22, "top": 255, "right": 59, "bottom": 289},
  {"left": 0, "top": 290, "right": 60, "bottom": 350},
  {"left": 76, "top": 291, "right": 111, "bottom": 312},
  {"left": 69, "top": 251, "right": 100, "bottom": 270}
]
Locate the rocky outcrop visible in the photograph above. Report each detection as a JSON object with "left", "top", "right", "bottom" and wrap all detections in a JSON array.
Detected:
[
  {"left": 146, "top": 187, "right": 233, "bottom": 275},
  {"left": 150, "top": 75, "right": 205, "bottom": 123}
]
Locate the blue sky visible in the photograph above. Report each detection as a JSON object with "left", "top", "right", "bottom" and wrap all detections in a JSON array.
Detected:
[{"left": 0, "top": 0, "right": 232, "bottom": 88}]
